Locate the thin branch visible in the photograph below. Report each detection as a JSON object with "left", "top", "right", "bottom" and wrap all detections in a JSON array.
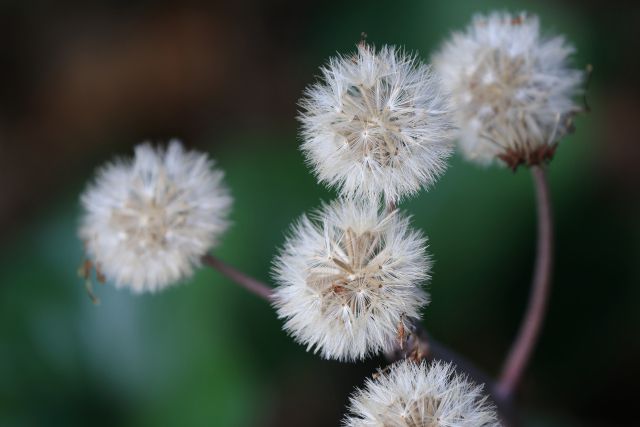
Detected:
[
  {"left": 201, "top": 254, "right": 274, "bottom": 301},
  {"left": 497, "top": 165, "right": 554, "bottom": 399},
  {"left": 202, "top": 253, "right": 517, "bottom": 422},
  {"left": 388, "top": 322, "right": 517, "bottom": 426}
]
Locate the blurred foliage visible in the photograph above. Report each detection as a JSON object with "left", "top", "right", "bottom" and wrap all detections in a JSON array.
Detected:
[{"left": 0, "top": 0, "right": 638, "bottom": 426}]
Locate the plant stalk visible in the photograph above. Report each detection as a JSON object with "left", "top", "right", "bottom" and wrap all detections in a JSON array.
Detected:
[
  {"left": 497, "top": 165, "right": 554, "bottom": 399},
  {"left": 201, "top": 254, "right": 274, "bottom": 301}
]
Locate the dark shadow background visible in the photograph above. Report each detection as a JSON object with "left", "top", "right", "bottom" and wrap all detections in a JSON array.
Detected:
[{"left": 0, "top": 0, "right": 638, "bottom": 426}]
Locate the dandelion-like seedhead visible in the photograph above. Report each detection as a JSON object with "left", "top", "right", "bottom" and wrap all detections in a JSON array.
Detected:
[
  {"left": 272, "top": 199, "right": 430, "bottom": 361},
  {"left": 79, "top": 140, "right": 232, "bottom": 293},
  {"left": 433, "top": 11, "right": 583, "bottom": 168},
  {"left": 343, "top": 360, "right": 500, "bottom": 427},
  {"left": 299, "top": 44, "right": 454, "bottom": 203}
]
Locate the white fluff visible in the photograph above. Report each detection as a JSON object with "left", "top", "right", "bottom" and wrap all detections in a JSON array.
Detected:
[
  {"left": 79, "top": 140, "right": 232, "bottom": 293},
  {"left": 272, "top": 199, "right": 430, "bottom": 361},
  {"left": 344, "top": 360, "right": 500, "bottom": 427},
  {"left": 299, "top": 44, "right": 454, "bottom": 203},
  {"left": 433, "top": 12, "right": 583, "bottom": 167}
]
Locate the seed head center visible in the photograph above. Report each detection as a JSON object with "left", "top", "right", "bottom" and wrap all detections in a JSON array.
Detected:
[
  {"left": 308, "top": 227, "right": 386, "bottom": 317},
  {"left": 339, "top": 82, "right": 403, "bottom": 167},
  {"left": 111, "top": 184, "right": 184, "bottom": 252},
  {"left": 466, "top": 51, "right": 526, "bottom": 116}
]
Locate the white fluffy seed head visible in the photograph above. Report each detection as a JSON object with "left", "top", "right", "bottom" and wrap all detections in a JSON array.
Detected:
[
  {"left": 79, "top": 140, "right": 232, "bottom": 293},
  {"left": 433, "top": 11, "right": 583, "bottom": 168},
  {"left": 272, "top": 199, "right": 430, "bottom": 361},
  {"left": 343, "top": 360, "right": 500, "bottom": 427},
  {"left": 299, "top": 44, "right": 454, "bottom": 204}
]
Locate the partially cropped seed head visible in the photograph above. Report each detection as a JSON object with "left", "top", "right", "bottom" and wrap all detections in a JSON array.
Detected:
[
  {"left": 272, "top": 199, "right": 430, "bottom": 361},
  {"left": 433, "top": 12, "right": 583, "bottom": 168},
  {"left": 79, "top": 140, "right": 232, "bottom": 292},
  {"left": 343, "top": 360, "right": 500, "bottom": 427},
  {"left": 299, "top": 44, "right": 454, "bottom": 203}
]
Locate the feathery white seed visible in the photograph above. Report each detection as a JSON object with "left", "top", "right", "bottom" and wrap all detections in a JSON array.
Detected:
[
  {"left": 272, "top": 199, "right": 430, "bottom": 361},
  {"left": 299, "top": 44, "right": 454, "bottom": 203},
  {"left": 79, "top": 140, "right": 232, "bottom": 293},
  {"left": 433, "top": 11, "right": 583, "bottom": 167},
  {"left": 343, "top": 360, "right": 501, "bottom": 427}
]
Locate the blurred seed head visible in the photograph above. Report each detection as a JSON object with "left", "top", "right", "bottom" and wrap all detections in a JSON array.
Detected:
[
  {"left": 433, "top": 12, "right": 584, "bottom": 169},
  {"left": 79, "top": 140, "right": 232, "bottom": 293}
]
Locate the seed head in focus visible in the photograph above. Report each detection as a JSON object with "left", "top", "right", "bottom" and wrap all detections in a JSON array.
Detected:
[
  {"left": 433, "top": 12, "right": 583, "bottom": 169},
  {"left": 79, "top": 140, "right": 232, "bottom": 293},
  {"left": 299, "top": 44, "right": 454, "bottom": 203},
  {"left": 343, "top": 360, "right": 500, "bottom": 427},
  {"left": 272, "top": 199, "right": 430, "bottom": 361}
]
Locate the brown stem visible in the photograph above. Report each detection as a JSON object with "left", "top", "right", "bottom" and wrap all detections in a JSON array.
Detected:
[
  {"left": 201, "top": 254, "right": 274, "bottom": 301},
  {"left": 389, "top": 323, "right": 517, "bottom": 426},
  {"left": 497, "top": 165, "right": 554, "bottom": 399}
]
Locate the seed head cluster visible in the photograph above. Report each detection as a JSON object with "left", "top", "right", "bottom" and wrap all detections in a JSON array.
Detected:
[
  {"left": 299, "top": 44, "right": 454, "bottom": 203},
  {"left": 272, "top": 199, "right": 430, "bottom": 361},
  {"left": 433, "top": 12, "right": 583, "bottom": 168},
  {"left": 79, "top": 141, "right": 232, "bottom": 293},
  {"left": 343, "top": 360, "right": 500, "bottom": 427},
  {"left": 75, "top": 10, "right": 580, "bottom": 424}
]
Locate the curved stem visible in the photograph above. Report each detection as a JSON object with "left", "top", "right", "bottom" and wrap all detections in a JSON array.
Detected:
[
  {"left": 201, "top": 254, "right": 274, "bottom": 301},
  {"left": 497, "top": 165, "right": 554, "bottom": 399}
]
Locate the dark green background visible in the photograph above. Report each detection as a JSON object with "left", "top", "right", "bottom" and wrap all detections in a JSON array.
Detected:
[{"left": 0, "top": 0, "right": 638, "bottom": 426}]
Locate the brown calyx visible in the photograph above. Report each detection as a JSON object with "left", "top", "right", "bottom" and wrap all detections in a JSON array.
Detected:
[{"left": 497, "top": 144, "right": 558, "bottom": 171}]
